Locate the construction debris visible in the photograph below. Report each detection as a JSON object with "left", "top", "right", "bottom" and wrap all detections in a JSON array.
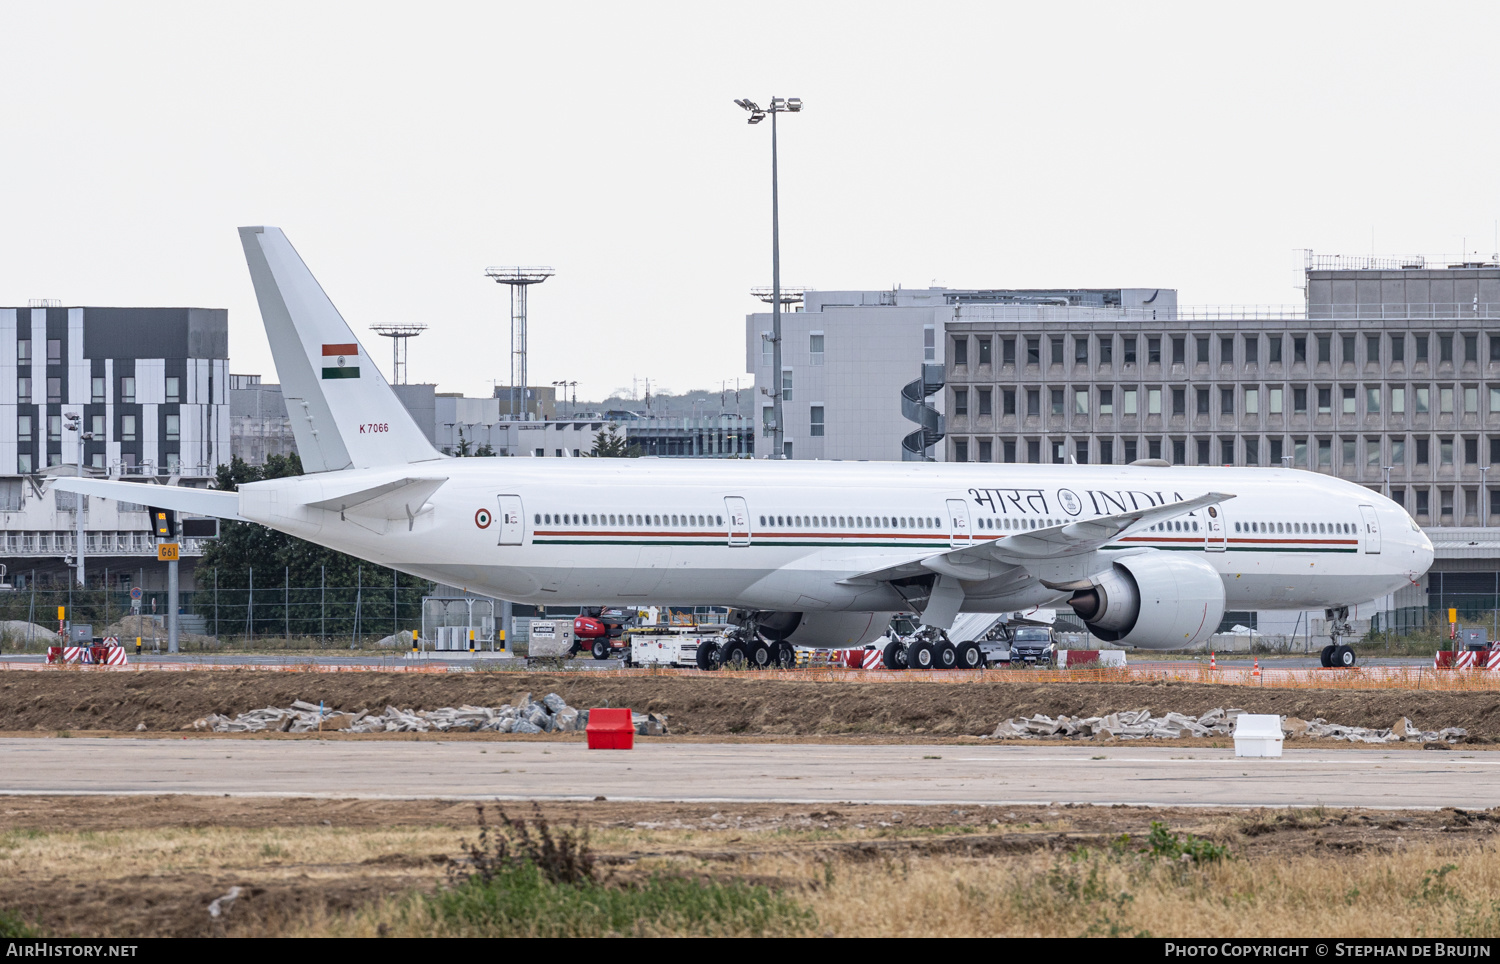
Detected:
[
  {"left": 983, "top": 708, "right": 1468, "bottom": 744},
  {"left": 188, "top": 692, "right": 669, "bottom": 736}
]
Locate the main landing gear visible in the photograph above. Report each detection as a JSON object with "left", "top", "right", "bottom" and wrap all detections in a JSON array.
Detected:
[
  {"left": 883, "top": 626, "right": 981, "bottom": 671},
  {"left": 694, "top": 624, "right": 795, "bottom": 671},
  {"left": 1319, "top": 606, "right": 1357, "bottom": 668}
]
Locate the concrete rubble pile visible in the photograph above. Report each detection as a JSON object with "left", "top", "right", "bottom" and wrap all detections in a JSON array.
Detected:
[
  {"left": 191, "top": 692, "right": 669, "bottom": 736},
  {"left": 984, "top": 707, "right": 1468, "bottom": 744}
]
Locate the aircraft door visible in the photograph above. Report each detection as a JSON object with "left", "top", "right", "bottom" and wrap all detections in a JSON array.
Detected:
[
  {"left": 1204, "top": 504, "right": 1227, "bottom": 552},
  {"left": 725, "top": 496, "right": 751, "bottom": 546},
  {"left": 946, "top": 498, "right": 972, "bottom": 547},
  {"left": 1359, "top": 504, "right": 1381, "bottom": 553},
  {"left": 497, "top": 495, "right": 525, "bottom": 546}
]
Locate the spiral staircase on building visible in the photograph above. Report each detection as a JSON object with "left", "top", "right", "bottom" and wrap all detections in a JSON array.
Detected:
[{"left": 901, "top": 362, "right": 945, "bottom": 461}]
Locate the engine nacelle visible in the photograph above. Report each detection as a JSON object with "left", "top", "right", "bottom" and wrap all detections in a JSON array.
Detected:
[
  {"left": 1066, "top": 552, "right": 1225, "bottom": 649},
  {"left": 736, "top": 611, "right": 894, "bottom": 647}
]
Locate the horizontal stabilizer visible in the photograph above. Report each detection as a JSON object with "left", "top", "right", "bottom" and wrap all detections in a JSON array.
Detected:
[
  {"left": 50, "top": 478, "right": 244, "bottom": 521},
  {"left": 307, "top": 477, "right": 448, "bottom": 521}
]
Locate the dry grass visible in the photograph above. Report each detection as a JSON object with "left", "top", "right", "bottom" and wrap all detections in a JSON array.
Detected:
[{"left": 8, "top": 813, "right": 1500, "bottom": 937}]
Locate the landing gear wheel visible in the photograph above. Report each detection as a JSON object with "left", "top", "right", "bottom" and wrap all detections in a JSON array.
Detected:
[
  {"left": 1319, "top": 644, "right": 1335, "bottom": 668},
  {"left": 695, "top": 642, "right": 722, "bottom": 671},
  {"left": 908, "top": 640, "right": 935, "bottom": 670},
  {"left": 774, "top": 642, "right": 796, "bottom": 668},
  {"left": 883, "top": 639, "right": 907, "bottom": 670},
  {"left": 591, "top": 639, "right": 612, "bottom": 660},
  {"left": 1335, "top": 645, "right": 1356, "bottom": 668},
  {"left": 750, "top": 642, "right": 773, "bottom": 669},
  {"left": 721, "top": 640, "right": 750, "bottom": 669},
  {"left": 955, "top": 641, "right": 982, "bottom": 669},
  {"left": 935, "top": 642, "right": 957, "bottom": 669}
]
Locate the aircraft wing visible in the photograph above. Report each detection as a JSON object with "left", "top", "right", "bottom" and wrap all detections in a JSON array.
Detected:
[
  {"left": 50, "top": 477, "right": 246, "bottom": 521},
  {"left": 842, "top": 491, "right": 1235, "bottom": 584}
]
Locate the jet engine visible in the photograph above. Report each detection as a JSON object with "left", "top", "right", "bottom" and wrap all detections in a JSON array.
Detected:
[{"left": 1064, "top": 552, "right": 1225, "bottom": 649}]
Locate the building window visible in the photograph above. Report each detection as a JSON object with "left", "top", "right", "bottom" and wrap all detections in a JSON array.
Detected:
[
  {"left": 1245, "top": 437, "right": 1259, "bottom": 465},
  {"left": 165, "top": 414, "right": 180, "bottom": 441},
  {"left": 1317, "top": 387, "right": 1331, "bottom": 414},
  {"left": 1099, "top": 388, "right": 1113, "bottom": 415},
  {"left": 1222, "top": 439, "right": 1235, "bottom": 465},
  {"left": 1123, "top": 337, "right": 1137, "bottom": 364},
  {"left": 978, "top": 388, "right": 992, "bottom": 417},
  {"left": 1002, "top": 389, "right": 1016, "bottom": 416},
  {"left": 783, "top": 440, "right": 793, "bottom": 459},
  {"left": 809, "top": 406, "right": 824, "bottom": 437},
  {"left": 1026, "top": 389, "right": 1040, "bottom": 416},
  {"left": 1342, "top": 437, "right": 1356, "bottom": 466},
  {"left": 1416, "top": 438, "right": 1429, "bottom": 465},
  {"left": 91, "top": 377, "right": 105, "bottom": 403},
  {"left": 47, "top": 339, "right": 61, "bottom": 364},
  {"left": 1147, "top": 388, "right": 1161, "bottom": 415},
  {"left": 1392, "top": 387, "right": 1405, "bottom": 414},
  {"left": 1293, "top": 388, "right": 1307, "bottom": 414},
  {"left": 91, "top": 415, "right": 104, "bottom": 437},
  {"left": 47, "top": 378, "right": 60, "bottom": 403},
  {"left": 1074, "top": 389, "right": 1088, "bottom": 415},
  {"left": 1268, "top": 387, "right": 1282, "bottom": 414},
  {"left": 954, "top": 389, "right": 968, "bottom": 417},
  {"left": 1003, "top": 439, "right": 1016, "bottom": 462},
  {"left": 1124, "top": 439, "right": 1138, "bottom": 462},
  {"left": 923, "top": 325, "right": 935, "bottom": 362},
  {"left": 1416, "top": 334, "right": 1429, "bottom": 364},
  {"left": 1318, "top": 438, "right": 1332, "bottom": 467},
  {"left": 1341, "top": 334, "right": 1355, "bottom": 365},
  {"left": 1465, "top": 386, "right": 1478, "bottom": 413},
  {"left": 1099, "top": 439, "right": 1113, "bottom": 464},
  {"left": 1244, "top": 336, "right": 1258, "bottom": 366},
  {"left": 1416, "top": 387, "right": 1430, "bottom": 413},
  {"left": 1393, "top": 440, "right": 1406, "bottom": 465},
  {"left": 1268, "top": 336, "right": 1283, "bottom": 365},
  {"left": 978, "top": 338, "right": 992, "bottom": 365},
  {"left": 16, "top": 377, "right": 29, "bottom": 402},
  {"left": 1196, "top": 335, "right": 1209, "bottom": 364},
  {"left": 781, "top": 368, "right": 793, "bottom": 401},
  {"left": 1172, "top": 388, "right": 1186, "bottom": 415},
  {"left": 17, "top": 454, "right": 31, "bottom": 474},
  {"left": 48, "top": 415, "right": 61, "bottom": 441},
  {"left": 1076, "top": 440, "right": 1089, "bottom": 464},
  {"left": 808, "top": 333, "right": 824, "bottom": 366},
  {"left": 166, "top": 376, "right": 181, "bottom": 403},
  {"left": 1441, "top": 438, "right": 1454, "bottom": 465},
  {"left": 1465, "top": 437, "right": 1478, "bottom": 464},
  {"left": 121, "top": 414, "right": 137, "bottom": 442},
  {"left": 1026, "top": 337, "right": 1040, "bottom": 366},
  {"left": 952, "top": 337, "right": 967, "bottom": 366},
  {"left": 1196, "top": 439, "right": 1210, "bottom": 464},
  {"left": 1051, "top": 390, "right": 1064, "bottom": 416},
  {"left": 1244, "top": 387, "right": 1259, "bottom": 415},
  {"left": 1221, "top": 388, "right": 1234, "bottom": 416},
  {"left": 1099, "top": 338, "right": 1112, "bottom": 367},
  {"left": 1293, "top": 336, "right": 1307, "bottom": 364},
  {"left": 1440, "top": 387, "right": 1454, "bottom": 414},
  {"left": 16, "top": 339, "right": 30, "bottom": 364},
  {"left": 120, "top": 377, "right": 135, "bottom": 403},
  {"left": 1196, "top": 388, "right": 1209, "bottom": 415},
  {"left": 1123, "top": 388, "right": 1137, "bottom": 415},
  {"left": 1342, "top": 386, "right": 1356, "bottom": 415},
  {"left": 954, "top": 439, "right": 969, "bottom": 462},
  {"left": 1148, "top": 337, "right": 1161, "bottom": 364},
  {"left": 1391, "top": 334, "right": 1406, "bottom": 363},
  {"left": 1172, "top": 439, "right": 1186, "bottom": 464},
  {"left": 1367, "top": 335, "right": 1381, "bottom": 364},
  {"left": 1075, "top": 337, "right": 1088, "bottom": 366},
  {"left": 1270, "top": 438, "right": 1283, "bottom": 463},
  {"left": 1050, "top": 336, "right": 1064, "bottom": 366},
  {"left": 1317, "top": 334, "right": 1331, "bottom": 364},
  {"left": 1416, "top": 489, "right": 1430, "bottom": 517},
  {"left": 1440, "top": 334, "right": 1454, "bottom": 364},
  {"left": 978, "top": 439, "right": 993, "bottom": 462},
  {"left": 1027, "top": 439, "right": 1041, "bottom": 462},
  {"left": 1364, "top": 386, "right": 1379, "bottom": 414},
  {"left": 17, "top": 415, "right": 31, "bottom": 441},
  {"left": 1001, "top": 338, "right": 1015, "bottom": 365}
]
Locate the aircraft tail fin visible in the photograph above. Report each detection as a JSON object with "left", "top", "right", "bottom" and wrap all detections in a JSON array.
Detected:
[{"left": 238, "top": 226, "right": 443, "bottom": 473}]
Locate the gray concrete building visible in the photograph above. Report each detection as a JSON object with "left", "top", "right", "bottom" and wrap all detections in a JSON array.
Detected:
[{"left": 0, "top": 305, "right": 229, "bottom": 590}]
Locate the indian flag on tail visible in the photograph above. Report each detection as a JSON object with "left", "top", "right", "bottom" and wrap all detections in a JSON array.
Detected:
[{"left": 321, "top": 343, "right": 360, "bottom": 379}]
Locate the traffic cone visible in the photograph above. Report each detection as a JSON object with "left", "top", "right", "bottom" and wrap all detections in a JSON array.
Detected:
[
  {"left": 1210, "top": 651, "right": 1217, "bottom": 671},
  {"left": 1252, "top": 657, "right": 1261, "bottom": 678}
]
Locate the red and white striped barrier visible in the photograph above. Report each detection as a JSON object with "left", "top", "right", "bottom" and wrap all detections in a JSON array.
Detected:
[
  {"left": 1435, "top": 650, "right": 1500, "bottom": 670},
  {"left": 62, "top": 646, "right": 85, "bottom": 663},
  {"left": 860, "top": 648, "right": 884, "bottom": 669},
  {"left": 104, "top": 645, "right": 128, "bottom": 666}
]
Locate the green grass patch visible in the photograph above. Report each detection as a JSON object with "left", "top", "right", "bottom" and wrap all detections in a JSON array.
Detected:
[{"left": 0, "top": 909, "right": 40, "bottom": 938}]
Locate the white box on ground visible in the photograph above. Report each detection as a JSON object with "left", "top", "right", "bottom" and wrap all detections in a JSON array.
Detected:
[
  {"left": 630, "top": 635, "right": 705, "bottom": 667},
  {"left": 1234, "top": 714, "right": 1284, "bottom": 757}
]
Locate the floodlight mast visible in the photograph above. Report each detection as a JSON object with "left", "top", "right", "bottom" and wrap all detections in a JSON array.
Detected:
[
  {"left": 485, "top": 267, "right": 555, "bottom": 419},
  {"left": 370, "top": 324, "right": 428, "bottom": 385},
  {"left": 735, "top": 95, "right": 802, "bottom": 459}
]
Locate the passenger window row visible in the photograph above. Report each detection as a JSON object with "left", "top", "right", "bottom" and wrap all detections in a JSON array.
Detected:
[
  {"left": 1235, "top": 521, "right": 1354, "bottom": 535},
  {"left": 536, "top": 513, "right": 723, "bottom": 527}
]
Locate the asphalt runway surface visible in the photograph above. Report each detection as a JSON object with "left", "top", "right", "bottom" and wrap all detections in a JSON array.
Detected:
[{"left": 0, "top": 739, "right": 1491, "bottom": 808}]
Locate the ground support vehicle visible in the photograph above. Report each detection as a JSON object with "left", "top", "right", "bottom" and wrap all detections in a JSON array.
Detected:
[{"left": 628, "top": 632, "right": 720, "bottom": 668}]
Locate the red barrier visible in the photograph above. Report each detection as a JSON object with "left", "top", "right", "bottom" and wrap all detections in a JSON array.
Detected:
[{"left": 586, "top": 708, "right": 634, "bottom": 750}]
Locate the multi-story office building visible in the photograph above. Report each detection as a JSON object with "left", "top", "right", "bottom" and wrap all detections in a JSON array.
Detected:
[
  {"left": 0, "top": 306, "right": 229, "bottom": 589},
  {"left": 745, "top": 286, "right": 1174, "bottom": 462}
]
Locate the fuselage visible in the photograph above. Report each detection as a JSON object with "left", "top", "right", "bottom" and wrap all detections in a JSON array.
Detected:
[{"left": 236, "top": 459, "right": 1433, "bottom": 620}]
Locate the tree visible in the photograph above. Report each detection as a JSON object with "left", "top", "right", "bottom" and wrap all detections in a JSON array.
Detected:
[
  {"left": 455, "top": 427, "right": 472, "bottom": 457},
  {"left": 590, "top": 426, "right": 640, "bottom": 458}
]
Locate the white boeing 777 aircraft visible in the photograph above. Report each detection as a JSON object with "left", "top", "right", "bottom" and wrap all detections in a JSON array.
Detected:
[{"left": 55, "top": 228, "right": 1434, "bottom": 670}]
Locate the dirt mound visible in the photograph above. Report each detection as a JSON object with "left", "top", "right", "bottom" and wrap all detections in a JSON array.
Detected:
[
  {"left": 3, "top": 672, "right": 1500, "bottom": 739},
  {"left": 0, "top": 620, "right": 61, "bottom": 646}
]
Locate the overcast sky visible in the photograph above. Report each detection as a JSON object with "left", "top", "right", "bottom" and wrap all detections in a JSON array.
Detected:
[{"left": 3, "top": 2, "right": 1498, "bottom": 401}]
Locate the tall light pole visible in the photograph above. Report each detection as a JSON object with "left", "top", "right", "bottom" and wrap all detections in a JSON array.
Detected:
[
  {"left": 63, "top": 413, "right": 93, "bottom": 587},
  {"left": 735, "top": 96, "right": 802, "bottom": 459}
]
